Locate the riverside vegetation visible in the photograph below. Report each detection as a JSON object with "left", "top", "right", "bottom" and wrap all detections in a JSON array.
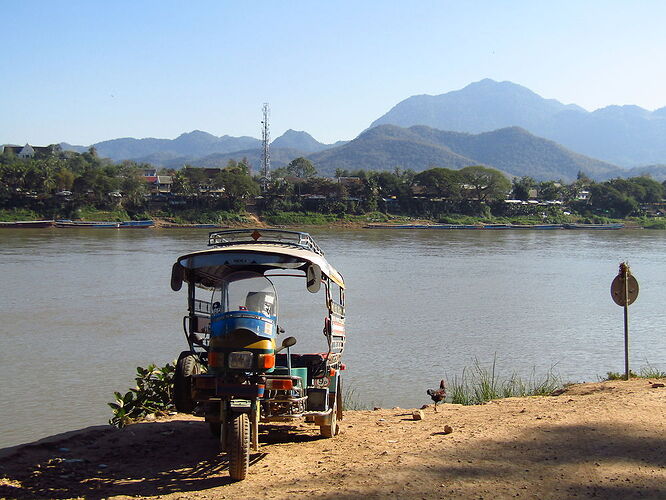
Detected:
[
  {"left": 108, "top": 358, "right": 565, "bottom": 428},
  {"left": 2, "top": 147, "right": 666, "bottom": 226}
]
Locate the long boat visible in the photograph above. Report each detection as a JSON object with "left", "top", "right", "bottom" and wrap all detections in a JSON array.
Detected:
[
  {"left": 364, "top": 223, "right": 562, "bottom": 230},
  {"left": 0, "top": 220, "right": 54, "bottom": 228},
  {"left": 511, "top": 224, "right": 564, "bottom": 230},
  {"left": 161, "top": 223, "right": 230, "bottom": 229},
  {"left": 563, "top": 223, "right": 624, "bottom": 230},
  {"left": 119, "top": 220, "right": 155, "bottom": 228},
  {"left": 55, "top": 220, "right": 120, "bottom": 228}
]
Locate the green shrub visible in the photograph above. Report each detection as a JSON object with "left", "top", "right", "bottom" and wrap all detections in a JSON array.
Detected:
[{"left": 108, "top": 362, "right": 175, "bottom": 428}]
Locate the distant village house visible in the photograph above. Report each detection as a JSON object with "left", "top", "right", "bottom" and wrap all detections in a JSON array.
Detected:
[{"left": 1, "top": 144, "right": 53, "bottom": 158}]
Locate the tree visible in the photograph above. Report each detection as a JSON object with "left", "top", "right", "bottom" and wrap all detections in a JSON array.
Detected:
[
  {"left": 286, "top": 157, "right": 317, "bottom": 179},
  {"left": 588, "top": 184, "right": 638, "bottom": 218},
  {"left": 214, "top": 167, "right": 260, "bottom": 210},
  {"left": 413, "top": 168, "right": 462, "bottom": 199},
  {"left": 537, "top": 181, "right": 562, "bottom": 201},
  {"left": 459, "top": 166, "right": 511, "bottom": 203},
  {"left": 181, "top": 166, "right": 208, "bottom": 192},
  {"left": 625, "top": 176, "right": 663, "bottom": 203},
  {"left": 512, "top": 176, "right": 535, "bottom": 201}
]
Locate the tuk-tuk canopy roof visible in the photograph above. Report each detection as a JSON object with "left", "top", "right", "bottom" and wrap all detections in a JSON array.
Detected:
[{"left": 173, "top": 230, "right": 344, "bottom": 289}]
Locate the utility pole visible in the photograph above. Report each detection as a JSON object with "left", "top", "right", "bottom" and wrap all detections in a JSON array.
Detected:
[{"left": 261, "top": 103, "right": 270, "bottom": 192}]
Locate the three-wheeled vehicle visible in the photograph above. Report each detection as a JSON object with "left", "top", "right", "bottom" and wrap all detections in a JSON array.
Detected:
[{"left": 170, "top": 229, "right": 346, "bottom": 480}]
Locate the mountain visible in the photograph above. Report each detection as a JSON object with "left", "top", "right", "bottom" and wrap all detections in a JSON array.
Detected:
[
  {"left": 60, "top": 129, "right": 339, "bottom": 167},
  {"left": 271, "top": 129, "right": 331, "bottom": 153},
  {"left": 371, "top": 79, "right": 584, "bottom": 134},
  {"left": 307, "top": 124, "right": 622, "bottom": 181},
  {"left": 142, "top": 147, "right": 304, "bottom": 172},
  {"left": 308, "top": 125, "right": 477, "bottom": 175},
  {"left": 59, "top": 142, "right": 87, "bottom": 153},
  {"left": 623, "top": 164, "right": 666, "bottom": 181},
  {"left": 84, "top": 131, "right": 261, "bottom": 162},
  {"left": 370, "top": 79, "right": 666, "bottom": 167}
]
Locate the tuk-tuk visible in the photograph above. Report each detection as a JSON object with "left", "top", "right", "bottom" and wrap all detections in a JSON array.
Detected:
[{"left": 170, "top": 229, "right": 346, "bottom": 480}]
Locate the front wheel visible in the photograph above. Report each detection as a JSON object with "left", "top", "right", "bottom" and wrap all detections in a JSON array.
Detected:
[
  {"left": 227, "top": 412, "right": 250, "bottom": 481},
  {"left": 174, "top": 351, "right": 201, "bottom": 413}
]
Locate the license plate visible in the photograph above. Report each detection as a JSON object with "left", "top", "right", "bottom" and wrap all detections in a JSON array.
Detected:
[
  {"left": 313, "top": 377, "right": 330, "bottom": 388},
  {"left": 230, "top": 399, "right": 251, "bottom": 408}
]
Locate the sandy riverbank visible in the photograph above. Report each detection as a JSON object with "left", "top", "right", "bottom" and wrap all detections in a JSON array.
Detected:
[{"left": 1, "top": 379, "right": 664, "bottom": 499}]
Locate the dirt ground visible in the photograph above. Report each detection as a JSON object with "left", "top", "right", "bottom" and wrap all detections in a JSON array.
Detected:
[{"left": 1, "top": 379, "right": 664, "bottom": 499}]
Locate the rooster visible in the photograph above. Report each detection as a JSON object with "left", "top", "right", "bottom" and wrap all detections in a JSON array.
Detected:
[{"left": 426, "top": 379, "right": 446, "bottom": 411}]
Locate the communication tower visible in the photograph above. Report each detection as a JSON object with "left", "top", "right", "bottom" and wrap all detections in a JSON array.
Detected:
[{"left": 261, "top": 103, "right": 270, "bottom": 192}]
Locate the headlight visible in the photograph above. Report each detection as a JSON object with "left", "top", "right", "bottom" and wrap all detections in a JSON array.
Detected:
[{"left": 228, "top": 351, "right": 253, "bottom": 369}]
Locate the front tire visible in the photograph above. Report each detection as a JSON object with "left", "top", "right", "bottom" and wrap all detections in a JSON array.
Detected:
[
  {"left": 228, "top": 412, "right": 250, "bottom": 481},
  {"left": 174, "top": 351, "right": 200, "bottom": 413}
]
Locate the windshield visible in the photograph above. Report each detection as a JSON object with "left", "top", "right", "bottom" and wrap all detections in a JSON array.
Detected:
[{"left": 211, "top": 271, "right": 277, "bottom": 318}]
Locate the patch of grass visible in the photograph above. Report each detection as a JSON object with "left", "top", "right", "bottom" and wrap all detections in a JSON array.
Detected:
[
  {"left": 364, "top": 211, "right": 391, "bottom": 223},
  {"left": 77, "top": 207, "right": 130, "bottom": 221},
  {"left": 0, "top": 208, "right": 42, "bottom": 221},
  {"left": 158, "top": 209, "right": 251, "bottom": 225},
  {"left": 262, "top": 211, "right": 340, "bottom": 225},
  {"left": 602, "top": 362, "right": 666, "bottom": 380},
  {"left": 447, "top": 356, "right": 562, "bottom": 406},
  {"left": 342, "top": 382, "right": 365, "bottom": 410},
  {"left": 641, "top": 219, "right": 666, "bottom": 230}
]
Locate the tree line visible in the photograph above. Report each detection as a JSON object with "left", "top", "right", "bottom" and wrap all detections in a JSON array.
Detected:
[{"left": 1, "top": 147, "right": 664, "bottom": 220}]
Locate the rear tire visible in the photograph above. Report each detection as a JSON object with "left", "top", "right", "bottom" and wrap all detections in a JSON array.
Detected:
[
  {"left": 336, "top": 377, "right": 344, "bottom": 421},
  {"left": 209, "top": 421, "right": 221, "bottom": 438},
  {"left": 320, "top": 399, "right": 338, "bottom": 438},
  {"left": 228, "top": 412, "right": 250, "bottom": 481},
  {"left": 174, "top": 351, "right": 200, "bottom": 413}
]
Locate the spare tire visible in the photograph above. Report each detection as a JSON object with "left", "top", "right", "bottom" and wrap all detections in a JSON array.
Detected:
[{"left": 174, "top": 351, "right": 201, "bottom": 413}]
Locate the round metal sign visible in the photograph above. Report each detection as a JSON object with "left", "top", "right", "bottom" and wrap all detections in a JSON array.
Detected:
[{"left": 611, "top": 274, "right": 639, "bottom": 306}]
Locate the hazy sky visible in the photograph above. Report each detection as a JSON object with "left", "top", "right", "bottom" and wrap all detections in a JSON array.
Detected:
[{"left": 3, "top": 1, "right": 665, "bottom": 146}]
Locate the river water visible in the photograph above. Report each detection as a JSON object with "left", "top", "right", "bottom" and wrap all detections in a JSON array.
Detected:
[{"left": 1, "top": 227, "right": 665, "bottom": 448}]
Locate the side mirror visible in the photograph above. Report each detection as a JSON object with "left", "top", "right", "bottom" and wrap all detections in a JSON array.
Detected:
[
  {"left": 306, "top": 264, "right": 322, "bottom": 293},
  {"left": 276, "top": 336, "right": 297, "bottom": 353},
  {"left": 171, "top": 263, "right": 184, "bottom": 291}
]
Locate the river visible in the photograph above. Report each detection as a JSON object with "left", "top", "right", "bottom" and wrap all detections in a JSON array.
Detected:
[{"left": 1, "top": 227, "right": 665, "bottom": 448}]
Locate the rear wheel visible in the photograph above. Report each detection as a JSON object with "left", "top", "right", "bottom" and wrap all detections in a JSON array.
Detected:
[
  {"left": 174, "top": 351, "right": 200, "bottom": 413},
  {"left": 336, "top": 377, "right": 344, "bottom": 421},
  {"left": 320, "top": 398, "right": 338, "bottom": 438},
  {"left": 209, "top": 421, "right": 221, "bottom": 438},
  {"left": 227, "top": 412, "right": 250, "bottom": 481}
]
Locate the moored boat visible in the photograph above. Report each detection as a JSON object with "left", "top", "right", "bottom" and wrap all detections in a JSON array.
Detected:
[
  {"left": 0, "top": 220, "right": 54, "bottom": 228},
  {"left": 563, "top": 223, "right": 624, "bottom": 230},
  {"left": 511, "top": 224, "right": 564, "bottom": 230},
  {"left": 119, "top": 220, "right": 155, "bottom": 228},
  {"left": 55, "top": 220, "right": 120, "bottom": 228}
]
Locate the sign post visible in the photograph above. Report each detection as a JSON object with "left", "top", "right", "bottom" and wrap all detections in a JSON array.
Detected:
[{"left": 610, "top": 262, "right": 639, "bottom": 380}]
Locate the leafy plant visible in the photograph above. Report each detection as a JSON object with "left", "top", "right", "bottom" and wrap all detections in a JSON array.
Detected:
[{"left": 108, "top": 362, "right": 175, "bottom": 428}]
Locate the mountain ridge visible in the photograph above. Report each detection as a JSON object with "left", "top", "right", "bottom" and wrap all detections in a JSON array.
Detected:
[
  {"left": 305, "top": 124, "right": 622, "bottom": 181},
  {"left": 370, "top": 79, "right": 666, "bottom": 167}
]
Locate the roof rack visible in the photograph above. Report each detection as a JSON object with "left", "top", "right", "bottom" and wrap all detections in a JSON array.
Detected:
[{"left": 208, "top": 229, "right": 324, "bottom": 256}]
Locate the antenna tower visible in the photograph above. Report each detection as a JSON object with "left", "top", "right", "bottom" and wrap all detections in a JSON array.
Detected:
[{"left": 261, "top": 103, "right": 270, "bottom": 192}]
